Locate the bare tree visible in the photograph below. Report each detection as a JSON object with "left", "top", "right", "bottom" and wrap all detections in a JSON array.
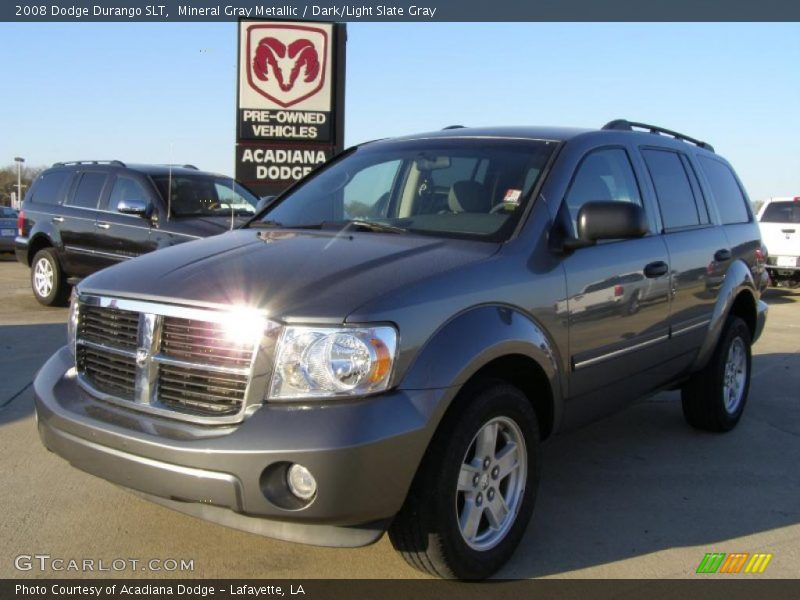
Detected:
[{"left": 0, "top": 164, "right": 45, "bottom": 206}]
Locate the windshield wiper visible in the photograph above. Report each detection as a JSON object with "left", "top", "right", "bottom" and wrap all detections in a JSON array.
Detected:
[
  {"left": 338, "top": 220, "right": 409, "bottom": 234},
  {"left": 249, "top": 220, "right": 324, "bottom": 230},
  {"left": 249, "top": 220, "right": 407, "bottom": 233}
]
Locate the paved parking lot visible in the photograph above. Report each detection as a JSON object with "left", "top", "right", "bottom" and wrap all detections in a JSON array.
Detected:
[{"left": 0, "top": 256, "right": 798, "bottom": 579}]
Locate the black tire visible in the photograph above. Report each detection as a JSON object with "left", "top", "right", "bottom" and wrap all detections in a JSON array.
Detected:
[
  {"left": 681, "top": 316, "right": 752, "bottom": 432},
  {"left": 389, "top": 380, "right": 540, "bottom": 579},
  {"left": 30, "top": 248, "right": 70, "bottom": 306},
  {"left": 624, "top": 290, "right": 641, "bottom": 316}
]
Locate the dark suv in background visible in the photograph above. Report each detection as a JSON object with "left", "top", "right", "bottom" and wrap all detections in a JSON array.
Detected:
[
  {"left": 1, "top": 205, "right": 19, "bottom": 253},
  {"left": 15, "top": 161, "right": 260, "bottom": 305},
  {"left": 35, "top": 121, "right": 768, "bottom": 578}
]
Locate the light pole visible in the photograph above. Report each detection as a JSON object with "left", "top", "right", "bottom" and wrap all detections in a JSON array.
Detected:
[{"left": 14, "top": 157, "right": 25, "bottom": 209}]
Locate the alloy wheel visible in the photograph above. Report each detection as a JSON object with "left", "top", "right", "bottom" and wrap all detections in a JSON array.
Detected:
[
  {"left": 456, "top": 416, "right": 527, "bottom": 551},
  {"left": 33, "top": 257, "right": 54, "bottom": 298},
  {"left": 723, "top": 336, "right": 747, "bottom": 414}
]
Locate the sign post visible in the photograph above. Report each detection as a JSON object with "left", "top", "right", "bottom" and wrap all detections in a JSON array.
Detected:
[{"left": 236, "top": 20, "right": 346, "bottom": 198}]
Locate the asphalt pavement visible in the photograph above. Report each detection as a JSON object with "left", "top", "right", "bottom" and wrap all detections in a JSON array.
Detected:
[{"left": 0, "top": 257, "right": 798, "bottom": 579}]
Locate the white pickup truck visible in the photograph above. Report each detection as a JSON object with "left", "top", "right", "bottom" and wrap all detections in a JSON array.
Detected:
[{"left": 758, "top": 197, "right": 800, "bottom": 287}]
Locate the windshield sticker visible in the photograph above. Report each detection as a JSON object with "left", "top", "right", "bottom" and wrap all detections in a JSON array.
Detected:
[{"left": 503, "top": 189, "right": 522, "bottom": 209}]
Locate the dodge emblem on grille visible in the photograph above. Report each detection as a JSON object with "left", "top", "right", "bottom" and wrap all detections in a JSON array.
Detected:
[{"left": 135, "top": 348, "right": 149, "bottom": 368}]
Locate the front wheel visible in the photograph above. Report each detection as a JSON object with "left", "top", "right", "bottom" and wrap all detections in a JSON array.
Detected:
[
  {"left": 389, "top": 381, "right": 540, "bottom": 579},
  {"left": 681, "top": 316, "right": 752, "bottom": 432}
]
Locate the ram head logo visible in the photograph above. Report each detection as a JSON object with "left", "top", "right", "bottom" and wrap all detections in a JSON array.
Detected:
[
  {"left": 245, "top": 25, "right": 328, "bottom": 108},
  {"left": 254, "top": 38, "right": 320, "bottom": 92}
]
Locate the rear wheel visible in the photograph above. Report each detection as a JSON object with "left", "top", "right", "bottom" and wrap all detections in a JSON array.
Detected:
[
  {"left": 389, "top": 381, "right": 540, "bottom": 579},
  {"left": 31, "top": 248, "right": 70, "bottom": 306},
  {"left": 681, "top": 316, "right": 752, "bottom": 432}
]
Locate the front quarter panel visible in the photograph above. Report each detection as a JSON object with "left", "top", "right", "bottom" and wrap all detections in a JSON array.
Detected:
[{"left": 396, "top": 304, "right": 564, "bottom": 435}]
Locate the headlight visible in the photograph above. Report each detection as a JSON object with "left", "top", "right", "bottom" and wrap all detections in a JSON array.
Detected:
[
  {"left": 269, "top": 325, "right": 397, "bottom": 400},
  {"left": 67, "top": 290, "right": 79, "bottom": 357}
]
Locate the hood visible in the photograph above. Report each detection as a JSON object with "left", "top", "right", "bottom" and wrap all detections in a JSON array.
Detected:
[{"left": 80, "top": 228, "right": 499, "bottom": 321}]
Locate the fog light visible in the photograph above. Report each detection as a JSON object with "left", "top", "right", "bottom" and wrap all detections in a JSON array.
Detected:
[{"left": 287, "top": 464, "right": 317, "bottom": 500}]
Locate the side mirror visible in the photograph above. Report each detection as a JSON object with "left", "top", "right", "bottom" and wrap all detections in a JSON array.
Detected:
[
  {"left": 117, "top": 197, "right": 151, "bottom": 218},
  {"left": 256, "top": 195, "right": 276, "bottom": 212},
  {"left": 563, "top": 201, "right": 648, "bottom": 251}
]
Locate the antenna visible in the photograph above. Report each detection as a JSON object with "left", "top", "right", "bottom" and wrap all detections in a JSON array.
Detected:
[
  {"left": 167, "top": 143, "right": 173, "bottom": 220},
  {"left": 230, "top": 174, "right": 235, "bottom": 231}
]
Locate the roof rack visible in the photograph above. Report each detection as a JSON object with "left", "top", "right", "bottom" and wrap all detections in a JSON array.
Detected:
[
  {"left": 162, "top": 163, "right": 199, "bottom": 170},
  {"left": 602, "top": 119, "right": 715, "bottom": 153},
  {"left": 442, "top": 125, "right": 465, "bottom": 130},
  {"left": 52, "top": 160, "right": 126, "bottom": 167}
]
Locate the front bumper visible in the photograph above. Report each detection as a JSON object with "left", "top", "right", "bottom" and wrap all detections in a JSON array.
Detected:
[{"left": 35, "top": 346, "right": 450, "bottom": 547}]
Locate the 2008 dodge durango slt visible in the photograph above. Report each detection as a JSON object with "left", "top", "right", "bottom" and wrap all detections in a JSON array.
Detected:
[{"left": 34, "top": 121, "right": 768, "bottom": 578}]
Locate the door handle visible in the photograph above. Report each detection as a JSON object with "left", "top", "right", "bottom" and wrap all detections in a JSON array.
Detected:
[
  {"left": 51, "top": 216, "right": 64, "bottom": 223},
  {"left": 644, "top": 261, "right": 668, "bottom": 279},
  {"left": 96, "top": 222, "right": 111, "bottom": 230},
  {"left": 714, "top": 249, "right": 732, "bottom": 262}
]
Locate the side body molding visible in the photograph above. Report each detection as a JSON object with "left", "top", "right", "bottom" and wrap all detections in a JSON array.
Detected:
[
  {"left": 399, "top": 304, "right": 564, "bottom": 434},
  {"left": 691, "top": 260, "right": 758, "bottom": 372}
]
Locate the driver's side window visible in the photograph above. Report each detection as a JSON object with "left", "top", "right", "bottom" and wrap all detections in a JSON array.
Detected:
[
  {"left": 343, "top": 160, "right": 401, "bottom": 219},
  {"left": 564, "top": 148, "right": 642, "bottom": 234},
  {"left": 107, "top": 176, "right": 150, "bottom": 213}
]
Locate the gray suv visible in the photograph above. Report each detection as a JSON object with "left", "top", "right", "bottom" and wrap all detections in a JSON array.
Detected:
[{"left": 34, "top": 120, "right": 768, "bottom": 579}]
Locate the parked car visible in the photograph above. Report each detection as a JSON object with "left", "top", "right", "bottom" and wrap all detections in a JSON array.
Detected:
[
  {"left": 757, "top": 196, "right": 800, "bottom": 286},
  {"left": 34, "top": 121, "right": 768, "bottom": 579},
  {"left": 15, "top": 161, "right": 260, "bottom": 305},
  {"left": 0, "top": 206, "right": 19, "bottom": 252}
]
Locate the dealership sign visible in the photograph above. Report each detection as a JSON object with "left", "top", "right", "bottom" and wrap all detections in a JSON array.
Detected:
[{"left": 236, "top": 20, "right": 346, "bottom": 196}]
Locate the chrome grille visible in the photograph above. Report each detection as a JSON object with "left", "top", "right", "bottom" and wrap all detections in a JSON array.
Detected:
[
  {"left": 159, "top": 363, "right": 248, "bottom": 415},
  {"left": 161, "top": 317, "right": 254, "bottom": 367},
  {"left": 79, "top": 305, "right": 139, "bottom": 349},
  {"left": 75, "top": 298, "right": 266, "bottom": 423},
  {"left": 77, "top": 345, "right": 136, "bottom": 399}
]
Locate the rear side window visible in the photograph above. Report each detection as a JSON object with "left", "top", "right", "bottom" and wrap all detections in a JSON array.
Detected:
[
  {"left": 761, "top": 201, "right": 800, "bottom": 224},
  {"left": 27, "top": 171, "right": 71, "bottom": 205},
  {"left": 642, "top": 149, "right": 702, "bottom": 230},
  {"left": 697, "top": 157, "right": 750, "bottom": 225},
  {"left": 69, "top": 172, "right": 108, "bottom": 209}
]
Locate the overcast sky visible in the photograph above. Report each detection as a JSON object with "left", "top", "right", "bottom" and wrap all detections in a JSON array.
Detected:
[{"left": 1, "top": 22, "right": 798, "bottom": 201}]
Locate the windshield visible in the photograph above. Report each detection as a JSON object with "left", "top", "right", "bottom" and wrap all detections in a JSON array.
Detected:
[
  {"left": 251, "top": 138, "right": 556, "bottom": 241},
  {"left": 760, "top": 201, "right": 800, "bottom": 223},
  {"left": 0, "top": 207, "right": 18, "bottom": 218},
  {"left": 151, "top": 174, "right": 259, "bottom": 217}
]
